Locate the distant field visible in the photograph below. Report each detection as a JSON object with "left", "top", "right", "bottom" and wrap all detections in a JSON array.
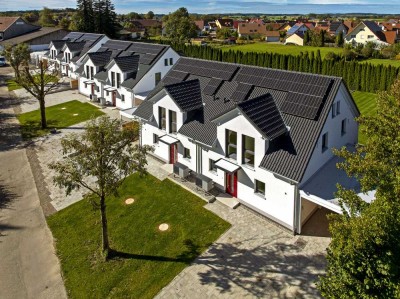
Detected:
[
  {"left": 360, "top": 59, "right": 400, "bottom": 67},
  {"left": 214, "top": 42, "right": 343, "bottom": 59},
  {"left": 352, "top": 91, "right": 378, "bottom": 144}
]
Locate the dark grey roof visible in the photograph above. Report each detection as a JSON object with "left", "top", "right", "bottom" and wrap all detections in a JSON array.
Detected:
[
  {"left": 329, "top": 21, "right": 343, "bottom": 32},
  {"left": 363, "top": 21, "right": 382, "bottom": 33},
  {"left": 51, "top": 40, "right": 65, "bottom": 50},
  {"left": 114, "top": 55, "right": 140, "bottom": 73},
  {"left": 87, "top": 51, "right": 112, "bottom": 67},
  {"left": 93, "top": 71, "right": 108, "bottom": 82},
  {"left": 165, "top": 79, "right": 203, "bottom": 112},
  {"left": 237, "top": 94, "right": 287, "bottom": 140},
  {"left": 133, "top": 57, "right": 357, "bottom": 182},
  {"left": 66, "top": 41, "right": 86, "bottom": 52}
]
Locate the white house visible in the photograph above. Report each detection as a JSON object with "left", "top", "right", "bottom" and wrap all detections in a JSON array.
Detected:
[
  {"left": 133, "top": 57, "right": 360, "bottom": 234},
  {"left": 45, "top": 32, "right": 109, "bottom": 79},
  {"left": 76, "top": 39, "right": 180, "bottom": 111},
  {"left": 344, "top": 21, "right": 397, "bottom": 46},
  {"left": 285, "top": 33, "right": 304, "bottom": 46}
]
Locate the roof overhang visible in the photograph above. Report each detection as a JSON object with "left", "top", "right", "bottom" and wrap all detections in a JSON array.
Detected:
[
  {"left": 83, "top": 80, "right": 95, "bottom": 84},
  {"left": 104, "top": 87, "right": 117, "bottom": 91},
  {"left": 159, "top": 135, "right": 179, "bottom": 145},
  {"left": 215, "top": 159, "right": 240, "bottom": 173}
]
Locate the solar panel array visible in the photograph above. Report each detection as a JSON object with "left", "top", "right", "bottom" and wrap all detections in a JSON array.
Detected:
[
  {"left": 280, "top": 92, "right": 323, "bottom": 120},
  {"left": 76, "top": 33, "right": 102, "bottom": 42},
  {"left": 103, "top": 40, "right": 131, "bottom": 51},
  {"left": 203, "top": 78, "right": 223, "bottom": 96},
  {"left": 234, "top": 66, "right": 332, "bottom": 118},
  {"left": 162, "top": 70, "right": 189, "bottom": 86},
  {"left": 231, "top": 83, "right": 253, "bottom": 102},
  {"left": 63, "top": 32, "right": 84, "bottom": 41},
  {"left": 174, "top": 59, "right": 238, "bottom": 81}
]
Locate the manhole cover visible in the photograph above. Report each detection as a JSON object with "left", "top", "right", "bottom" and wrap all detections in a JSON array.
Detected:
[
  {"left": 61, "top": 107, "right": 66, "bottom": 110},
  {"left": 125, "top": 198, "right": 135, "bottom": 205},
  {"left": 73, "top": 113, "right": 79, "bottom": 116},
  {"left": 158, "top": 223, "right": 169, "bottom": 231}
]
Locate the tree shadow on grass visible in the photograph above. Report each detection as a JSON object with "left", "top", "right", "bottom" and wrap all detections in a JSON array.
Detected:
[
  {"left": 19, "top": 119, "right": 59, "bottom": 140},
  {"left": 109, "top": 239, "right": 203, "bottom": 264},
  {"left": 0, "top": 180, "right": 19, "bottom": 210}
]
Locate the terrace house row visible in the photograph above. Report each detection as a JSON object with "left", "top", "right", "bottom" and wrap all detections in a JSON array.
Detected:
[
  {"left": 46, "top": 32, "right": 109, "bottom": 79},
  {"left": 76, "top": 39, "right": 179, "bottom": 110},
  {"left": 133, "top": 58, "right": 360, "bottom": 234}
]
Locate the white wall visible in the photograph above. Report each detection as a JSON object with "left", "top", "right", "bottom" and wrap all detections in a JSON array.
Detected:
[
  {"left": 133, "top": 47, "right": 180, "bottom": 94},
  {"left": 285, "top": 34, "right": 304, "bottom": 46},
  {"left": 300, "top": 83, "right": 359, "bottom": 185},
  {"left": 345, "top": 24, "right": 387, "bottom": 46}
]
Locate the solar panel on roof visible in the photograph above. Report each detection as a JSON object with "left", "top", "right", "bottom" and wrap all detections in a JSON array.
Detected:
[
  {"left": 203, "top": 78, "right": 223, "bottom": 95},
  {"left": 231, "top": 83, "right": 253, "bottom": 102},
  {"left": 175, "top": 59, "right": 237, "bottom": 80},
  {"left": 280, "top": 92, "right": 323, "bottom": 119}
]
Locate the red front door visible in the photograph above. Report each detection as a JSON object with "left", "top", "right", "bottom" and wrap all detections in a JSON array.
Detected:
[
  {"left": 112, "top": 91, "right": 116, "bottom": 106},
  {"left": 226, "top": 172, "right": 238, "bottom": 197},
  {"left": 66, "top": 65, "right": 69, "bottom": 76},
  {"left": 91, "top": 84, "right": 95, "bottom": 95},
  {"left": 169, "top": 144, "right": 177, "bottom": 164}
]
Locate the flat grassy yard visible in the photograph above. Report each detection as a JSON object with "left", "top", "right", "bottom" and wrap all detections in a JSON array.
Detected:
[
  {"left": 6, "top": 74, "right": 58, "bottom": 91},
  {"left": 352, "top": 91, "right": 378, "bottom": 144},
  {"left": 48, "top": 173, "right": 230, "bottom": 299},
  {"left": 360, "top": 58, "right": 400, "bottom": 67},
  {"left": 17, "top": 100, "right": 104, "bottom": 139},
  {"left": 214, "top": 42, "right": 343, "bottom": 59}
]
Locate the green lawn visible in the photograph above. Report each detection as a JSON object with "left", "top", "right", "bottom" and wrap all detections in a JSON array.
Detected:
[
  {"left": 6, "top": 75, "right": 59, "bottom": 91},
  {"left": 360, "top": 59, "right": 400, "bottom": 67},
  {"left": 352, "top": 91, "right": 378, "bottom": 144},
  {"left": 17, "top": 100, "right": 104, "bottom": 139},
  {"left": 214, "top": 42, "right": 344, "bottom": 59},
  {"left": 48, "top": 173, "right": 230, "bottom": 299}
]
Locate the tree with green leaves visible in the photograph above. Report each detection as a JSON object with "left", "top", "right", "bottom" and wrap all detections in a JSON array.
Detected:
[
  {"left": 76, "top": 0, "right": 94, "bottom": 32},
  {"left": 145, "top": 10, "right": 154, "bottom": 19},
  {"left": 93, "top": 0, "right": 119, "bottom": 38},
  {"left": 336, "top": 31, "right": 344, "bottom": 47},
  {"left": 2, "top": 43, "right": 59, "bottom": 129},
  {"left": 39, "top": 7, "right": 56, "bottom": 27},
  {"left": 50, "top": 117, "right": 152, "bottom": 259},
  {"left": 216, "top": 27, "right": 234, "bottom": 39},
  {"left": 318, "top": 79, "right": 400, "bottom": 298},
  {"left": 163, "top": 7, "right": 198, "bottom": 43},
  {"left": 303, "top": 30, "right": 311, "bottom": 46}
]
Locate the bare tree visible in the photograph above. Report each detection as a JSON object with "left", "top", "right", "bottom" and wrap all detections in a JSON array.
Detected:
[{"left": 3, "top": 43, "right": 60, "bottom": 129}]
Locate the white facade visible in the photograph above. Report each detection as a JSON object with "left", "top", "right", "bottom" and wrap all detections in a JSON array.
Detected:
[
  {"left": 138, "top": 81, "right": 358, "bottom": 233},
  {"left": 285, "top": 34, "right": 304, "bottom": 46},
  {"left": 344, "top": 23, "right": 388, "bottom": 46},
  {"left": 78, "top": 45, "right": 180, "bottom": 110}
]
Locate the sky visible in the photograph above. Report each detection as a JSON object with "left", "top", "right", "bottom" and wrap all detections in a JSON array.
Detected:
[{"left": 2, "top": 0, "right": 400, "bottom": 15}]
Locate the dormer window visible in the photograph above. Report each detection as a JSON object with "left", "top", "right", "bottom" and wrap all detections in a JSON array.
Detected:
[
  {"left": 242, "top": 135, "right": 255, "bottom": 167},
  {"left": 226, "top": 129, "right": 237, "bottom": 160}
]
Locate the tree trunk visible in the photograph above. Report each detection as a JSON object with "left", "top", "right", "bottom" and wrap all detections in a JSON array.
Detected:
[
  {"left": 100, "top": 194, "right": 110, "bottom": 259},
  {"left": 39, "top": 96, "right": 47, "bottom": 129}
]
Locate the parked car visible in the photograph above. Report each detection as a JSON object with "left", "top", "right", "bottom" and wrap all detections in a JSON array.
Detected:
[{"left": 0, "top": 56, "right": 6, "bottom": 67}]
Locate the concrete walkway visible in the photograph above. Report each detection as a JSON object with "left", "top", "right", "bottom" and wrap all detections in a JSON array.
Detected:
[{"left": 0, "top": 67, "right": 67, "bottom": 299}]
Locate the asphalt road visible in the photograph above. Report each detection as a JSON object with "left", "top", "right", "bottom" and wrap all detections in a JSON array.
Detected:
[{"left": 0, "top": 66, "right": 67, "bottom": 299}]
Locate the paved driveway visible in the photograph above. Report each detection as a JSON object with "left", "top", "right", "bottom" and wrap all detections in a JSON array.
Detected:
[{"left": 0, "top": 67, "right": 67, "bottom": 299}]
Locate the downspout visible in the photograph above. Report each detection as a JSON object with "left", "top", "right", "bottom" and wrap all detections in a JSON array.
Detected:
[{"left": 293, "top": 183, "right": 301, "bottom": 235}]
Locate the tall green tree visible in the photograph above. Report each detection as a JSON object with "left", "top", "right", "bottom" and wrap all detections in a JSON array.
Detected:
[
  {"left": 76, "top": 0, "right": 94, "bottom": 32},
  {"left": 39, "top": 7, "right": 56, "bottom": 27},
  {"left": 145, "top": 10, "right": 154, "bottom": 19},
  {"left": 2, "top": 44, "right": 60, "bottom": 129},
  {"left": 93, "top": 0, "right": 119, "bottom": 38},
  {"left": 163, "top": 7, "right": 198, "bottom": 43},
  {"left": 50, "top": 117, "right": 152, "bottom": 259},
  {"left": 318, "top": 80, "right": 400, "bottom": 298},
  {"left": 336, "top": 31, "right": 344, "bottom": 47}
]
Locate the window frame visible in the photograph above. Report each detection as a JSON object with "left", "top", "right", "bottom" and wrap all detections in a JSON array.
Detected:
[
  {"left": 169, "top": 58, "right": 173, "bottom": 65},
  {"left": 155, "top": 72, "right": 161, "bottom": 86},
  {"left": 242, "top": 134, "right": 255, "bottom": 168},
  {"left": 159, "top": 107, "right": 166, "bottom": 130},
  {"left": 121, "top": 94, "right": 125, "bottom": 102},
  {"left": 164, "top": 58, "right": 168, "bottom": 66},
  {"left": 184, "top": 147, "right": 191, "bottom": 159},
  {"left": 153, "top": 134, "right": 159, "bottom": 144},
  {"left": 169, "top": 110, "right": 177, "bottom": 134},
  {"left": 341, "top": 119, "right": 347, "bottom": 136},
  {"left": 111, "top": 71, "right": 115, "bottom": 87},
  {"left": 116, "top": 73, "right": 121, "bottom": 88},
  {"left": 332, "top": 102, "right": 337, "bottom": 118},
  {"left": 255, "top": 179, "right": 266, "bottom": 197},
  {"left": 209, "top": 159, "right": 217, "bottom": 172},
  {"left": 226, "top": 129, "right": 237, "bottom": 160},
  {"left": 322, "top": 132, "right": 328, "bottom": 152},
  {"left": 86, "top": 65, "right": 90, "bottom": 79},
  {"left": 336, "top": 101, "right": 341, "bottom": 115}
]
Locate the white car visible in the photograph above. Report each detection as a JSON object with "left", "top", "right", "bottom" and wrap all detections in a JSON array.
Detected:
[{"left": 0, "top": 56, "right": 6, "bottom": 67}]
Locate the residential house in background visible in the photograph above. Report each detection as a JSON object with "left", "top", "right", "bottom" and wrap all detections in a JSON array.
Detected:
[
  {"left": 265, "top": 31, "right": 281, "bottom": 42},
  {"left": 328, "top": 21, "right": 348, "bottom": 36},
  {"left": 237, "top": 23, "right": 267, "bottom": 39},
  {"left": 285, "top": 32, "right": 304, "bottom": 46},
  {"left": 345, "top": 21, "right": 398, "bottom": 46},
  {"left": 133, "top": 57, "right": 359, "bottom": 234},
  {"left": 76, "top": 39, "right": 179, "bottom": 112},
  {"left": 286, "top": 23, "right": 309, "bottom": 36},
  {"left": 46, "top": 32, "right": 109, "bottom": 78},
  {"left": 0, "top": 17, "right": 39, "bottom": 41},
  {"left": 129, "top": 19, "right": 162, "bottom": 39},
  {"left": 216, "top": 19, "right": 234, "bottom": 29}
]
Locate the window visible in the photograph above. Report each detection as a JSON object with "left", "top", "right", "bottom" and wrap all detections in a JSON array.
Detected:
[
  {"left": 90, "top": 66, "right": 94, "bottom": 80},
  {"left": 111, "top": 72, "right": 115, "bottom": 87},
  {"left": 86, "top": 65, "right": 90, "bottom": 79},
  {"left": 169, "top": 58, "right": 173, "bottom": 65},
  {"left": 164, "top": 58, "right": 168, "bottom": 66},
  {"left": 242, "top": 135, "right": 255, "bottom": 167},
  {"left": 155, "top": 72, "right": 161, "bottom": 86},
  {"left": 116, "top": 73, "right": 121, "bottom": 88},
  {"left": 121, "top": 94, "right": 125, "bottom": 102},
  {"left": 169, "top": 110, "right": 177, "bottom": 134},
  {"left": 360, "top": 34, "right": 364, "bottom": 39},
  {"left": 106, "top": 90, "right": 109, "bottom": 96},
  {"left": 341, "top": 119, "right": 347, "bottom": 135},
  {"left": 368, "top": 35, "right": 374, "bottom": 39},
  {"left": 336, "top": 101, "right": 340, "bottom": 115},
  {"left": 209, "top": 159, "right": 217, "bottom": 172},
  {"left": 226, "top": 129, "right": 237, "bottom": 159},
  {"left": 153, "top": 134, "right": 159, "bottom": 144},
  {"left": 332, "top": 102, "right": 337, "bottom": 117},
  {"left": 159, "top": 107, "right": 166, "bottom": 130},
  {"left": 351, "top": 34, "right": 356, "bottom": 38},
  {"left": 255, "top": 180, "right": 265, "bottom": 196},
  {"left": 184, "top": 147, "right": 191, "bottom": 159},
  {"left": 322, "top": 132, "right": 328, "bottom": 152}
]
